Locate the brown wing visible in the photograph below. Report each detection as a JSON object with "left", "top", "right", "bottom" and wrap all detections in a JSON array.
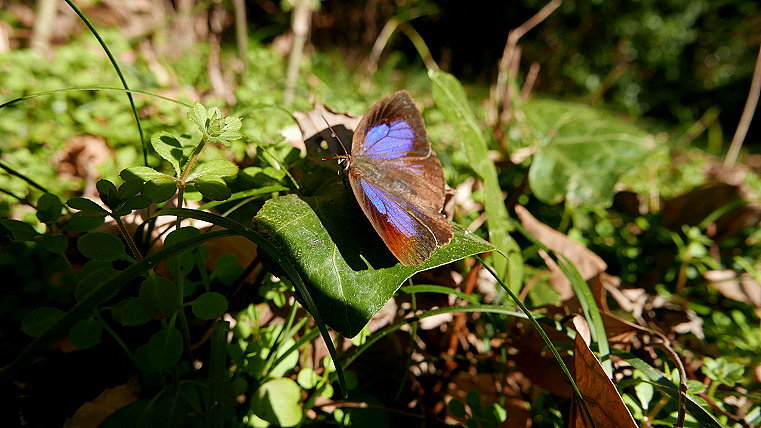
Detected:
[{"left": 348, "top": 175, "right": 453, "bottom": 265}]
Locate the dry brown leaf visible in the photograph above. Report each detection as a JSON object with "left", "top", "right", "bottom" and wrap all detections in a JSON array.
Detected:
[
  {"left": 53, "top": 135, "right": 113, "bottom": 197},
  {"left": 446, "top": 371, "right": 531, "bottom": 427},
  {"left": 662, "top": 181, "right": 761, "bottom": 242},
  {"left": 292, "top": 103, "right": 360, "bottom": 158},
  {"left": 570, "top": 328, "right": 638, "bottom": 428},
  {"left": 704, "top": 269, "right": 761, "bottom": 307},
  {"left": 516, "top": 205, "right": 607, "bottom": 300},
  {"left": 63, "top": 376, "right": 140, "bottom": 428}
]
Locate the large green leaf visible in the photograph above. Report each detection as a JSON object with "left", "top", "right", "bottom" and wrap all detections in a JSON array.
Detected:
[
  {"left": 520, "top": 99, "right": 654, "bottom": 206},
  {"left": 255, "top": 194, "right": 492, "bottom": 338},
  {"left": 430, "top": 70, "right": 523, "bottom": 290}
]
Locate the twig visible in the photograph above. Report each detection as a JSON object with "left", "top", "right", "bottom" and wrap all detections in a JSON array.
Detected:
[
  {"left": 283, "top": 0, "right": 312, "bottom": 105},
  {"left": 443, "top": 262, "right": 481, "bottom": 376},
  {"left": 520, "top": 62, "right": 540, "bottom": 102},
  {"left": 233, "top": 0, "right": 248, "bottom": 74},
  {"left": 724, "top": 43, "right": 761, "bottom": 168},
  {"left": 492, "top": 0, "right": 561, "bottom": 127}
]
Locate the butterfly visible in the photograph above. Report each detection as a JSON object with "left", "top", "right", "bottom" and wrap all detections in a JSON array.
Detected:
[{"left": 328, "top": 91, "right": 453, "bottom": 265}]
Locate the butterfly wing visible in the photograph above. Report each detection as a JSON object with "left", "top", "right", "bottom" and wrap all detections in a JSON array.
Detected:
[
  {"left": 348, "top": 176, "right": 452, "bottom": 265},
  {"left": 348, "top": 91, "right": 453, "bottom": 265}
]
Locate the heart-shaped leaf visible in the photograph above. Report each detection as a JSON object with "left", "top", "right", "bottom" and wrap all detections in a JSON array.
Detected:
[
  {"left": 255, "top": 193, "right": 492, "bottom": 337},
  {"left": 520, "top": 99, "right": 654, "bottom": 206}
]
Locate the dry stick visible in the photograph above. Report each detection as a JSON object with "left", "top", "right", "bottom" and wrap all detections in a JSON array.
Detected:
[
  {"left": 492, "top": 0, "right": 561, "bottom": 129},
  {"left": 283, "top": 0, "right": 312, "bottom": 105},
  {"left": 443, "top": 262, "right": 482, "bottom": 376},
  {"left": 520, "top": 62, "right": 541, "bottom": 103},
  {"left": 725, "top": 43, "right": 761, "bottom": 168},
  {"left": 31, "top": 0, "right": 58, "bottom": 54},
  {"left": 233, "top": 0, "right": 249, "bottom": 74}
]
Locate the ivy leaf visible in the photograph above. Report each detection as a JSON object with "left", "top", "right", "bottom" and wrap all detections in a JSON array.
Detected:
[
  {"left": 254, "top": 193, "right": 493, "bottom": 337},
  {"left": 193, "top": 177, "right": 231, "bottom": 201},
  {"left": 151, "top": 131, "right": 184, "bottom": 176},
  {"left": 519, "top": 99, "right": 654, "bottom": 206}
]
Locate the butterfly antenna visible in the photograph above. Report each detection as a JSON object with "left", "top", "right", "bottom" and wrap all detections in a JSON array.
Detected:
[{"left": 320, "top": 114, "right": 350, "bottom": 157}]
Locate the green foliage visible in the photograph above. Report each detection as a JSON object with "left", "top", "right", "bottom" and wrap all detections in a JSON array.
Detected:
[{"left": 1, "top": 6, "right": 759, "bottom": 427}]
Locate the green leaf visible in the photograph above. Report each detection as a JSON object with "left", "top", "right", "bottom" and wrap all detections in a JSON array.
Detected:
[
  {"left": 189, "top": 103, "right": 208, "bottom": 130},
  {"left": 77, "top": 232, "right": 130, "bottom": 261},
  {"left": 111, "top": 298, "right": 151, "bottom": 326},
  {"left": 117, "top": 179, "right": 143, "bottom": 198},
  {"left": 194, "top": 177, "right": 231, "bottom": 201},
  {"left": 63, "top": 213, "right": 105, "bottom": 232},
  {"left": 135, "top": 327, "right": 183, "bottom": 372},
  {"left": 255, "top": 194, "right": 492, "bottom": 337},
  {"left": 36, "top": 193, "right": 63, "bottom": 224},
  {"left": 191, "top": 292, "right": 228, "bottom": 320},
  {"left": 190, "top": 159, "right": 239, "bottom": 179},
  {"left": 142, "top": 177, "right": 178, "bottom": 203},
  {"left": 297, "top": 368, "right": 320, "bottom": 389},
  {"left": 485, "top": 402, "right": 507, "bottom": 423},
  {"left": 22, "top": 307, "right": 64, "bottom": 337},
  {"left": 96, "top": 179, "right": 120, "bottom": 209},
  {"left": 124, "top": 195, "right": 151, "bottom": 210},
  {"left": 448, "top": 399, "right": 466, "bottom": 418},
  {"left": 138, "top": 276, "right": 181, "bottom": 320},
  {"left": 151, "top": 131, "right": 184, "bottom": 176},
  {"left": 120, "top": 166, "right": 173, "bottom": 182},
  {"left": 38, "top": 234, "right": 68, "bottom": 254},
  {"left": 70, "top": 318, "right": 102, "bottom": 349},
  {"left": 213, "top": 253, "right": 244, "bottom": 286},
  {"left": 430, "top": 69, "right": 523, "bottom": 289},
  {"left": 76, "top": 267, "right": 119, "bottom": 301},
  {"left": 0, "top": 219, "right": 40, "bottom": 241},
  {"left": 520, "top": 99, "right": 654, "bottom": 206},
  {"left": 66, "top": 197, "right": 109, "bottom": 216},
  {"left": 250, "top": 378, "right": 303, "bottom": 427}
]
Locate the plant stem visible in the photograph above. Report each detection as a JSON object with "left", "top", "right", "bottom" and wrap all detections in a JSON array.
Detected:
[{"left": 113, "top": 215, "right": 142, "bottom": 260}]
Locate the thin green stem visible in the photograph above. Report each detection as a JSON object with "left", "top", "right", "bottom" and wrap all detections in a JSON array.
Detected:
[
  {"left": 64, "top": 0, "right": 147, "bottom": 165},
  {"left": 476, "top": 256, "right": 595, "bottom": 428},
  {"left": 0, "top": 160, "right": 50, "bottom": 195},
  {"left": 96, "top": 313, "right": 136, "bottom": 365},
  {"left": 112, "top": 215, "right": 142, "bottom": 260}
]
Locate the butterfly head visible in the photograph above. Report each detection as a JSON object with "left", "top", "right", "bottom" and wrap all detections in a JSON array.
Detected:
[{"left": 322, "top": 154, "right": 352, "bottom": 170}]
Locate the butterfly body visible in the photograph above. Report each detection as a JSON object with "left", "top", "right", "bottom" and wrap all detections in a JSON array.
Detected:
[{"left": 341, "top": 91, "right": 453, "bottom": 266}]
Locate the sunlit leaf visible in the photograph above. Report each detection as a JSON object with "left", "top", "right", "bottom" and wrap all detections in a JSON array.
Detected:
[{"left": 255, "top": 194, "right": 492, "bottom": 337}]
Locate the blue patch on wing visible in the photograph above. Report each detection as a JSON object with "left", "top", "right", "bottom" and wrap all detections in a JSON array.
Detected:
[
  {"left": 362, "top": 120, "right": 416, "bottom": 160},
  {"left": 360, "top": 179, "right": 417, "bottom": 237}
]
